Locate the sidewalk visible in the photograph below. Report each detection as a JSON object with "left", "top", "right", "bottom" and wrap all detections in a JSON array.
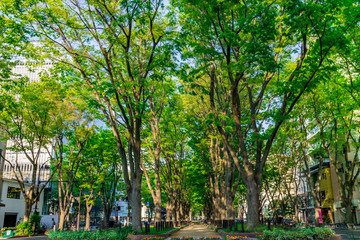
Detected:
[
  {"left": 335, "top": 229, "right": 360, "bottom": 240},
  {"left": 169, "top": 224, "right": 220, "bottom": 238}
]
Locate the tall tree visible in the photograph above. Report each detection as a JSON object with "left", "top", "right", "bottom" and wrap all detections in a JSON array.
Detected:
[
  {"left": 0, "top": 0, "right": 173, "bottom": 231},
  {"left": 175, "top": 0, "right": 360, "bottom": 228},
  {"left": 51, "top": 96, "right": 94, "bottom": 230},
  {"left": 80, "top": 129, "right": 122, "bottom": 230},
  {"left": 0, "top": 76, "right": 62, "bottom": 221},
  {"left": 142, "top": 76, "right": 176, "bottom": 223}
]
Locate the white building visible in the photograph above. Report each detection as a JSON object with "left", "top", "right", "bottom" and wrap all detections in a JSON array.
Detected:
[
  {"left": 0, "top": 178, "right": 45, "bottom": 228},
  {"left": 11, "top": 60, "right": 52, "bottom": 83},
  {"left": 2, "top": 60, "right": 53, "bottom": 182},
  {"left": 2, "top": 141, "right": 51, "bottom": 183},
  {"left": 110, "top": 201, "right": 130, "bottom": 221},
  {"left": 0, "top": 60, "right": 53, "bottom": 226},
  {"left": 109, "top": 201, "right": 149, "bottom": 222}
]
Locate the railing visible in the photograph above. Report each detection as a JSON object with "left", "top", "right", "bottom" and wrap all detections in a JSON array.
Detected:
[{"left": 142, "top": 221, "right": 175, "bottom": 233}]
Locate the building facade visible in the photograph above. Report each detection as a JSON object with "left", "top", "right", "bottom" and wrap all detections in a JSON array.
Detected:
[
  {"left": 299, "top": 159, "right": 360, "bottom": 225},
  {"left": 0, "top": 60, "right": 53, "bottom": 227},
  {"left": 0, "top": 179, "right": 45, "bottom": 228}
]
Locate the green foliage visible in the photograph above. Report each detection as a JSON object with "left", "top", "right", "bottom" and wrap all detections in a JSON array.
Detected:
[
  {"left": 16, "top": 221, "right": 34, "bottom": 236},
  {"left": 325, "top": 215, "right": 332, "bottom": 224},
  {"left": 262, "top": 227, "right": 335, "bottom": 240},
  {"left": 48, "top": 226, "right": 133, "bottom": 240},
  {"left": 30, "top": 213, "right": 42, "bottom": 233},
  {"left": 222, "top": 223, "right": 268, "bottom": 233}
]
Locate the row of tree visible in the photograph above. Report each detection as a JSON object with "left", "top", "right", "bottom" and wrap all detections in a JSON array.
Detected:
[{"left": 1, "top": 0, "right": 360, "bottom": 231}]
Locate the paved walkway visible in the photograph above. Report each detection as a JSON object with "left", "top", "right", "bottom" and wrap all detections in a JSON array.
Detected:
[
  {"left": 170, "top": 224, "right": 220, "bottom": 238},
  {"left": 334, "top": 229, "right": 360, "bottom": 240}
]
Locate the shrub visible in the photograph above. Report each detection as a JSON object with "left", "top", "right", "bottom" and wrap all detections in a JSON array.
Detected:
[
  {"left": 262, "top": 227, "right": 335, "bottom": 240},
  {"left": 325, "top": 215, "right": 332, "bottom": 224},
  {"left": 47, "top": 226, "right": 133, "bottom": 240},
  {"left": 30, "top": 213, "right": 42, "bottom": 233},
  {"left": 16, "top": 221, "right": 34, "bottom": 236}
]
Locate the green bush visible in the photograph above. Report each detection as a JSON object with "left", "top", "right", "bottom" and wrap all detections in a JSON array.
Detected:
[
  {"left": 222, "top": 223, "right": 268, "bottom": 233},
  {"left": 325, "top": 215, "right": 332, "bottom": 224},
  {"left": 16, "top": 221, "right": 34, "bottom": 236},
  {"left": 30, "top": 213, "right": 42, "bottom": 233},
  {"left": 262, "top": 227, "right": 335, "bottom": 240},
  {"left": 48, "top": 226, "right": 133, "bottom": 240}
]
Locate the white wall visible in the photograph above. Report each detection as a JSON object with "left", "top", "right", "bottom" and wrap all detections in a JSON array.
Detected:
[
  {"left": 111, "top": 201, "right": 129, "bottom": 219},
  {"left": 0, "top": 179, "right": 45, "bottom": 228}
]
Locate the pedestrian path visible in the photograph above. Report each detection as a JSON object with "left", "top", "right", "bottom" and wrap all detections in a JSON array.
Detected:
[{"left": 169, "top": 224, "right": 220, "bottom": 238}]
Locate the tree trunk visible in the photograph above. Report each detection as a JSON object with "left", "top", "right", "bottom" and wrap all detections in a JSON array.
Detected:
[
  {"left": 103, "top": 208, "right": 111, "bottom": 228},
  {"left": 24, "top": 200, "right": 32, "bottom": 222},
  {"left": 85, "top": 207, "right": 91, "bottom": 231},
  {"left": 58, "top": 210, "right": 67, "bottom": 230},
  {"left": 226, "top": 195, "right": 235, "bottom": 220},
  {"left": 224, "top": 149, "right": 235, "bottom": 221},
  {"left": 344, "top": 198, "right": 354, "bottom": 224},
  {"left": 154, "top": 195, "right": 161, "bottom": 223},
  {"left": 154, "top": 173, "right": 162, "bottom": 223},
  {"left": 166, "top": 201, "right": 172, "bottom": 222},
  {"left": 246, "top": 180, "right": 261, "bottom": 229},
  {"left": 176, "top": 210, "right": 180, "bottom": 226},
  {"left": 294, "top": 203, "right": 299, "bottom": 223},
  {"left": 220, "top": 182, "right": 226, "bottom": 220},
  {"left": 272, "top": 208, "right": 276, "bottom": 225},
  {"left": 128, "top": 175, "right": 142, "bottom": 232}
]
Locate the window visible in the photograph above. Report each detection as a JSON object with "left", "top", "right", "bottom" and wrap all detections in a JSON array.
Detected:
[
  {"left": 321, "top": 191, "right": 326, "bottom": 200},
  {"left": 322, "top": 173, "right": 326, "bottom": 180},
  {"left": 7, "top": 187, "right": 21, "bottom": 199}
]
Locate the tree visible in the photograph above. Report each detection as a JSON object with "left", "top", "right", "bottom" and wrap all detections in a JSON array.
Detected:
[
  {"left": 175, "top": 0, "right": 360, "bottom": 228},
  {"left": 49, "top": 81, "right": 95, "bottom": 230},
  {"left": 0, "top": 76, "right": 61, "bottom": 221},
  {"left": 80, "top": 129, "right": 123, "bottom": 230},
  {"left": 303, "top": 79, "right": 360, "bottom": 224},
  {"left": 142, "top": 75, "right": 176, "bottom": 223},
  {"left": 0, "top": 0, "right": 174, "bottom": 231}
]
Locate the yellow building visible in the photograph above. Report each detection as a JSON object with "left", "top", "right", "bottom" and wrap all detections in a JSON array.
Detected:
[
  {"left": 307, "top": 160, "right": 360, "bottom": 224},
  {"left": 319, "top": 168, "right": 334, "bottom": 210}
]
